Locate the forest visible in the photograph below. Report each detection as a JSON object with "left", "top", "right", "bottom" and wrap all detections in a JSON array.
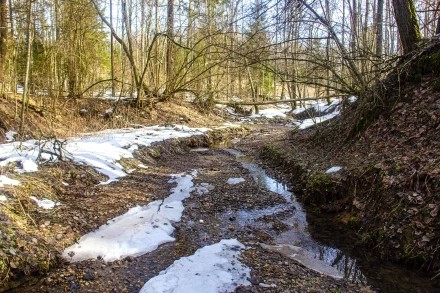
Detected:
[{"left": 0, "top": 0, "right": 439, "bottom": 292}]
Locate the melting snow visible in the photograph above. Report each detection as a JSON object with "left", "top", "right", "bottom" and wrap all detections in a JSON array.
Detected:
[
  {"left": 140, "top": 239, "right": 250, "bottom": 293},
  {"left": 226, "top": 178, "right": 245, "bottom": 185},
  {"left": 63, "top": 172, "right": 196, "bottom": 262},
  {"left": 0, "top": 125, "right": 208, "bottom": 184},
  {"left": 190, "top": 148, "right": 210, "bottom": 152},
  {"left": 251, "top": 107, "right": 290, "bottom": 119},
  {"left": 348, "top": 96, "right": 358, "bottom": 103},
  {"left": 195, "top": 182, "right": 215, "bottom": 195},
  {"left": 326, "top": 166, "right": 343, "bottom": 173},
  {"left": 292, "top": 110, "right": 340, "bottom": 129},
  {"left": 261, "top": 244, "right": 343, "bottom": 279},
  {"left": 30, "top": 196, "right": 61, "bottom": 209},
  {"left": 5, "top": 131, "right": 17, "bottom": 142},
  {"left": 0, "top": 175, "right": 20, "bottom": 187}
]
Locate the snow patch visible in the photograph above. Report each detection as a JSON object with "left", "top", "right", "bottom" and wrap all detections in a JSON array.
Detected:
[
  {"left": 63, "top": 172, "right": 196, "bottom": 262},
  {"left": 251, "top": 107, "right": 290, "bottom": 119},
  {"left": 21, "top": 159, "right": 39, "bottom": 172},
  {"left": 195, "top": 182, "right": 215, "bottom": 195},
  {"left": 30, "top": 196, "right": 61, "bottom": 209},
  {"left": 325, "top": 166, "right": 343, "bottom": 173},
  {"left": 0, "top": 125, "right": 208, "bottom": 184},
  {"left": 292, "top": 110, "right": 340, "bottom": 129},
  {"left": 190, "top": 148, "right": 210, "bottom": 152},
  {"left": 0, "top": 175, "right": 20, "bottom": 187},
  {"left": 227, "top": 177, "right": 245, "bottom": 185},
  {"left": 5, "top": 131, "right": 17, "bottom": 142},
  {"left": 138, "top": 164, "right": 148, "bottom": 169},
  {"left": 140, "top": 239, "right": 250, "bottom": 293},
  {"left": 0, "top": 195, "right": 7, "bottom": 201}
]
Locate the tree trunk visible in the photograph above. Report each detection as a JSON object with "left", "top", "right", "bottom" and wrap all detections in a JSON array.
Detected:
[
  {"left": 325, "top": 0, "right": 331, "bottom": 104},
  {"left": 437, "top": 16, "right": 440, "bottom": 34},
  {"left": 392, "top": 0, "right": 421, "bottom": 54},
  {"left": 19, "top": 0, "right": 32, "bottom": 135},
  {"left": 0, "top": 0, "right": 7, "bottom": 86},
  {"left": 375, "top": 0, "right": 384, "bottom": 57},
  {"left": 110, "top": 0, "right": 115, "bottom": 97},
  {"left": 351, "top": 0, "right": 358, "bottom": 56},
  {"left": 166, "top": 0, "right": 174, "bottom": 98}
]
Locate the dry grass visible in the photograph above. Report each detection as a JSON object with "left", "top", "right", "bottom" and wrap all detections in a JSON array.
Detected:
[{"left": 0, "top": 95, "right": 225, "bottom": 142}]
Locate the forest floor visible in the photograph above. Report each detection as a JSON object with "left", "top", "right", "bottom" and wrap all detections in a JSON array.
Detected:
[
  {"left": 4, "top": 128, "right": 367, "bottom": 293},
  {"left": 0, "top": 96, "right": 373, "bottom": 293},
  {"left": 1, "top": 62, "right": 440, "bottom": 292}
]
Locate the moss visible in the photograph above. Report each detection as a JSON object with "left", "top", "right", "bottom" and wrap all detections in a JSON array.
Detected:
[
  {"left": 348, "top": 215, "right": 360, "bottom": 227},
  {"left": 261, "top": 144, "right": 285, "bottom": 162},
  {"left": 407, "top": 0, "right": 422, "bottom": 40},
  {"left": 304, "top": 173, "right": 337, "bottom": 205},
  {"left": 306, "top": 173, "right": 333, "bottom": 189}
]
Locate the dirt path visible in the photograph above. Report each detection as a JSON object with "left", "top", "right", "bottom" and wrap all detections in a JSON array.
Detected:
[{"left": 10, "top": 129, "right": 365, "bottom": 293}]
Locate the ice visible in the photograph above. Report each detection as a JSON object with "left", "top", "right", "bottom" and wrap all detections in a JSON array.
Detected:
[
  {"left": 63, "top": 172, "right": 196, "bottom": 262},
  {"left": 0, "top": 195, "right": 7, "bottom": 201},
  {"left": 29, "top": 196, "right": 61, "bottom": 209},
  {"left": 326, "top": 166, "right": 343, "bottom": 173},
  {"left": 0, "top": 125, "right": 208, "bottom": 184},
  {"left": 140, "top": 239, "right": 250, "bottom": 293},
  {"left": 0, "top": 175, "right": 20, "bottom": 187},
  {"left": 5, "top": 131, "right": 17, "bottom": 142},
  {"left": 226, "top": 177, "right": 245, "bottom": 185},
  {"left": 261, "top": 244, "right": 343, "bottom": 279}
]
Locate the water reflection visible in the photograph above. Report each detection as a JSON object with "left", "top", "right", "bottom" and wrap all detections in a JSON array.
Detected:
[{"left": 224, "top": 148, "right": 366, "bottom": 283}]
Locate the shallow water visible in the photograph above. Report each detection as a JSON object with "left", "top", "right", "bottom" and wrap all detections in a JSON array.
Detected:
[
  {"left": 224, "top": 148, "right": 366, "bottom": 283},
  {"left": 224, "top": 148, "right": 440, "bottom": 292}
]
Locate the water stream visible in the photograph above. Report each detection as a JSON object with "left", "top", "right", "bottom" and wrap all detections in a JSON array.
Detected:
[
  {"left": 224, "top": 149, "right": 366, "bottom": 283},
  {"left": 224, "top": 148, "right": 440, "bottom": 292}
]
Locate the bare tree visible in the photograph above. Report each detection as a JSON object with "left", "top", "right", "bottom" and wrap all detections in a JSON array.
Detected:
[
  {"left": 392, "top": 0, "right": 421, "bottom": 54},
  {"left": 0, "top": 0, "right": 7, "bottom": 89},
  {"left": 437, "top": 3, "right": 440, "bottom": 34},
  {"left": 375, "top": 0, "right": 384, "bottom": 57},
  {"left": 19, "top": 0, "right": 33, "bottom": 135},
  {"left": 166, "top": 0, "right": 174, "bottom": 99}
]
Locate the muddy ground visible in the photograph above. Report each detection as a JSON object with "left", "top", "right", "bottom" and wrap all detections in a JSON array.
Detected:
[{"left": 6, "top": 127, "right": 366, "bottom": 293}]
